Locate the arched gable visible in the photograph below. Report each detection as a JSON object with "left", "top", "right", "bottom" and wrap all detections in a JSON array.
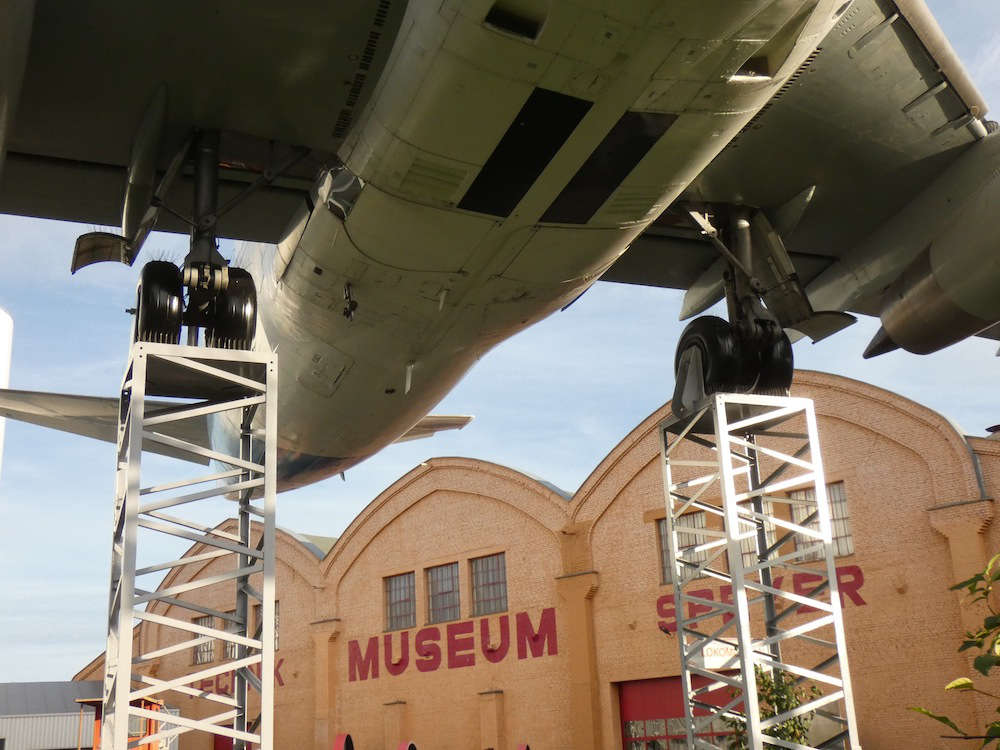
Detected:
[
  {"left": 792, "top": 371, "right": 982, "bottom": 503},
  {"left": 321, "top": 457, "right": 571, "bottom": 588},
  {"left": 139, "top": 521, "right": 325, "bottom": 657},
  {"left": 569, "top": 370, "right": 982, "bottom": 531}
]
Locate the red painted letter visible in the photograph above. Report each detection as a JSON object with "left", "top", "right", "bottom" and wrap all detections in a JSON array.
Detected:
[
  {"left": 516, "top": 608, "right": 557, "bottom": 659},
  {"left": 793, "top": 572, "right": 824, "bottom": 614},
  {"left": 273, "top": 658, "right": 285, "bottom": 687},
  {"left": 447, "top": 621, "right": 476, "bottom": 668},
  {"left": 657, "top": 594, "right": 676, "bottom": 633},
  {"left": 719, "top": 585, "right": 734, "bottom": 625},
  {"left": 481, "top": 616, "right": 510, "bottom": 663},
  {"left": 686, "top": 589, "right": 715, "bottom": 621},
  {"left": 384, "top": 631, "right": 409, "bottom": 676},
  {"left": 348, "top": 637, "right": 379, "bottom": 682},
  {"left": 836, "top": 565, "right": 866, "bottom": 607},
  {"left": 415, "top": 627, "right": 441, "bottom": 672}
]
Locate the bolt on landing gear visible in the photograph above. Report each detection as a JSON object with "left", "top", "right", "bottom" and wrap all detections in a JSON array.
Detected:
[{"left": 672, "top": 210, "right": 794, "bottom": 422}]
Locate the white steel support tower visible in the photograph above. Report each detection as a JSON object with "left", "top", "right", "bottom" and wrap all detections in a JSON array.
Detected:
[
  {"left": 660, "top": 393, "right": 860, "bottom": 750},
  {"left": 102, "top": 342, "right": 277, "bottom": 750}
]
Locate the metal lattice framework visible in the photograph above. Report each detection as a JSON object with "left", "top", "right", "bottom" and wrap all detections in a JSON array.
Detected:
[
  {"left": 103, "top": 342, "right": 276, "bottom": 750},
  {"left": 660, "top": 393, "right": 860, "bottom": 750}
]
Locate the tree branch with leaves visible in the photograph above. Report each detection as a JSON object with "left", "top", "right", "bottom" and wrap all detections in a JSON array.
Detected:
[
  {"left": 911, "top": 552, "right": 1000, "bottom": 746},
  {"left": 723, "top": 666, "right": 820, "bottom": 749}
]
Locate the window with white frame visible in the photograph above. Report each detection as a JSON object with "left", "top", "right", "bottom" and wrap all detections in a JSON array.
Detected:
[
  {"left": 193, "top": 615, "right": 214, "bottom": 664},
  {"left": 224, "top": 611, "right": 240, "bottom": 660},
  {"left": 427, "top": 562, "right": 460, "bottom": 623},
  {"left": 253, "top": 601, "right": 280, "bottom": 650},
  {"left": 657, "top": 512, "right": 709, "bottom": 583},
  {"left": 471, "top": 552, "right": 508, "bottom": 616},
  {"left": 127, "top": 714, "right": 146, "bottom": 738},
  {"left": 790, "top": 481, "right": 853, "bottom": 560},
  {"left": 385, "top": 572, "right": 416, "bottom": 631},
  {"left": 740, "top": 499, "right": 777, "bottom": 569}
]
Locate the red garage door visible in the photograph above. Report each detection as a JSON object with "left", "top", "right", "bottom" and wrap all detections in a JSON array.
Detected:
[{"left": 619, "top": 676, "right": 733, "bottom": 749}]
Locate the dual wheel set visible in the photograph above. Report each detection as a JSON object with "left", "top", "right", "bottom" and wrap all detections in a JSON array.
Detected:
[
  {"left": 134, "top": 261, "right": 257, "bottom": 349},
  {"left": 674, "top": 314, "right": 795, "bottom": 402}
]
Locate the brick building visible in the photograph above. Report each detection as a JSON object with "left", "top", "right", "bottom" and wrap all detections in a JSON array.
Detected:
[{"left": 77, "top": 371, "right": 1000, "bottom": 749}]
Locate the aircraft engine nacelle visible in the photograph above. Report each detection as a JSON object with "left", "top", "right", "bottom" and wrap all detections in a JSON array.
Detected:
[{"left": 865, "top": 165, "right": 1000, "bottom": 357}]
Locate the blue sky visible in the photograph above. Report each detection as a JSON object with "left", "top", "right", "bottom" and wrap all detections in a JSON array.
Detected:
[{"left": 1, "top": 1, "right": 998, "bottom": 681}]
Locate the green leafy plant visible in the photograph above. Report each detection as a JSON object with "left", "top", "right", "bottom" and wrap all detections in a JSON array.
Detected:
[
  {"left": 910, "top": 553, "right": 1000, "bottom": 746},
  {"left": 723, "top": 666, "right": 820, "bottom": 749}
]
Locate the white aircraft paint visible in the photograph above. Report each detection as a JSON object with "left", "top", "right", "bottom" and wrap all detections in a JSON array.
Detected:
[{"left": 221, "top": 0, "right": 853, "bottom": 490}]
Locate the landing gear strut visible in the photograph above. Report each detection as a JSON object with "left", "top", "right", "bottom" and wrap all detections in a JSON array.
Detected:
[
  {"left": 72, "top": 89, "right": 313, "bottom": 350},
  {"left": 672, "top": 211, "right": 794, "bottom": 420},
  {"left": 132, "top": 130, "right": 258, "bottom": 350}
]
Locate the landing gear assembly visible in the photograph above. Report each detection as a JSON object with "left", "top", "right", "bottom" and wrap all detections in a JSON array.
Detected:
[
  {"left": 673, "top": 315, "right": 792, "bottom": 419},
  {"left": 671, "top": 206, "right": 850, "bottom": 420},
  {"left": 133, "top": 261, "right": 257, "bottom": 349},
  {"left": 69, "top": 86, "right": 313, "bottom": 350},
  {"left": 132, "top": 130, "right": 258, "bottom": 349}
]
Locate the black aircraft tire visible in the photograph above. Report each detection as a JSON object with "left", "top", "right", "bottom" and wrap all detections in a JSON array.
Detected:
[
  {"left": 135, "top": 261, "right": 183, "bottom": 344},
  {"left": 674, "top": 315, "right": 748, "bottom": 395},
  {"left": 756, "top": 328, "right": 794, "bottom": 394},
  {"left": 206, "top": 268, "right": 257, "bottom": 350}
]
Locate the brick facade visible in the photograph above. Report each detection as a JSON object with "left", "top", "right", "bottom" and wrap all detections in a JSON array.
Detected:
[{"left": 77, "top": 371, "right": 1000, "bottom": 749}]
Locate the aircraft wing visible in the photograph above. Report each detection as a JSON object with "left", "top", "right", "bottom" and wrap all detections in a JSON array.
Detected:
[
  {"left": 0, "top": 389, "right": 210, "bottom": 464},
  {"left": 603, "top": 0, "right": 991, "bottom": 327},
  {"left": 0, "top": 388, "right": 470, "bottom": 455},
  {"left": 0, "top": 0, "right": 404, "bottom": 243},
  {"left": 392, "top": 415, "right": 474, "bottom": 444}
]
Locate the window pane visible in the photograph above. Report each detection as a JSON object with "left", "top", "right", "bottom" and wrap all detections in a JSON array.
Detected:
[
  {"left": 253, "top": 602, "right": 280, "bottom": 649},
  {"left": 740, "top": 499, "right": 776, "bottom": 569},
  {"left": 224, "top": 611, "right": 240, "bottom": 660},
  {"left": 384, "top": 572, "right": 416, "bottom": 630},
  {"left": 790, "top": 481, "right": 852, "bottom": 560},
  {"left": 427, "top": 562, "right": 460, "bottom": 623},
  {"left": 658, "top": 513, "right": 708, "bottom": 583},
  {"left": 128, "top": 714, "right": 145, "bottom": 737},
  {"left": 194, "top": 615, "right": 214, "bottom": 664},
  {"left": 625, "top": 720, "right": 645, "bottom": 738},
  {"left": 645, "top": 719, "right": 666, "bottom": 737},
  {"left": 471, "top": 553, "right": 508, "bottom": 616}
]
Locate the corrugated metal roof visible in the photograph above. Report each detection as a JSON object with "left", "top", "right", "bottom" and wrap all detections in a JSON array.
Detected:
[
  {"left": 280, "top": 527, "right": 337, "bottom": 558},
  {"left": 0, "top": 681, "right": 101, "bottom": 717},
  {"left": 513, "top": 468, "right": 573, "bottom": 500},
  {"left": 298, "top": 533, "right": 338, "bottom": 557},
  {"left": 0, "top": 712, "right": 95, "bottom": 750}
]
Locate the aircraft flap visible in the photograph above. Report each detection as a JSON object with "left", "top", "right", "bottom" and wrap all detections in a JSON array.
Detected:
[{"left": 393, "top": 415, "right": 474, "bottom": 444}]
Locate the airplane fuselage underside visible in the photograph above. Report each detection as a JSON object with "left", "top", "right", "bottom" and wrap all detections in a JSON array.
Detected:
[{"left": 204, "top": 0, "right": 850, "bottom": 490}]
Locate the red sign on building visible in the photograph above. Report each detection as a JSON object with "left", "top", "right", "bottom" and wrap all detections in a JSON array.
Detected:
[{"left": 348, "top": 608, "right": 558, "bottom": 681}]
